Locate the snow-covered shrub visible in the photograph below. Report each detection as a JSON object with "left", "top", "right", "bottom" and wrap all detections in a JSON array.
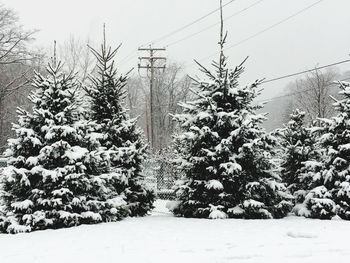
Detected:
[{"left": 294, "top": 186, "right": 335, "bottom": 219}]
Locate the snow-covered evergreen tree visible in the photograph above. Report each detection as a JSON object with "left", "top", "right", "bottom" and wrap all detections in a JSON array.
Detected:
[
  {"left": 0, "top": 62, "right": 127, "bottom": 233},
  {"left": 85, "top": 38, "right": 154, "bottom": 217},
  {"left": 277, "top": 109, "right": 318, "bottom": 198},
  {"left": 296, "top": 81, "right": 350, "bottom": 220},
  {"left": 171, "top": 8, "right": 292, "bottom": 219}
]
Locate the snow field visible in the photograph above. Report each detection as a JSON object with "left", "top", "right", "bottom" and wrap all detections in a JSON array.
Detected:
[{"left": 0, "top": 199, "right": 349, "bottom": 263}]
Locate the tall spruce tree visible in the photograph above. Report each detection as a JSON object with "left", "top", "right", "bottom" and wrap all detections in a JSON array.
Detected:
[
  {"left": 171, "top": 1, "right": 292, "bottom": 219},
  {"left": 277, "top": 109, "right": 318, "bottom": 199},
  {"left": 85, "top": 35, "right": 154, "bottom": 217},
  {"left": 296, "top": 81, "right": 350, "bottom": 220},
  {"left": 0, "top": 61, "right": 127, "bottom": 234}
]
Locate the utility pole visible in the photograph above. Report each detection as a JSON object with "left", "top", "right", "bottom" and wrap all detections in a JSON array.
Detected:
[{"left": 138, "top": 46, "right": 166, "bottom": 150}]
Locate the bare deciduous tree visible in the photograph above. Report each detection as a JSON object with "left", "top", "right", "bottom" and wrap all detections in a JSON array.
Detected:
[
  {"left": 125, "top": 62, "right": 191, "bottom": 149},
  {"left": 289, "top": 68, "right": 339, "bottom": 122},
  {"left": 153, "top": 63, "right": 191, "bottom": 149},
  {"left": 0, "top": 4, "right": 38, "bottom": 150},
  {"left": 58, "top": 35, "right": 96, "bottom": 83}
]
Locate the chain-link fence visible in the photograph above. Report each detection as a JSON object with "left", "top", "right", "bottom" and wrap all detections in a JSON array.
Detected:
[
  {"left": 142, "top": 151, "right": 180, "bottom": 200},
  {"left": 0, "top": 157, "right": 7, "bottom": 168}
]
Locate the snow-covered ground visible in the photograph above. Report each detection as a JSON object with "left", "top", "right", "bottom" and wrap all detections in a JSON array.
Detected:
[{"left": 0, "top": 200, "right": 349, "bottom": 263}]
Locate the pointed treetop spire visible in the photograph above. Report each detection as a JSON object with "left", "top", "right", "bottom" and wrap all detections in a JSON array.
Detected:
[
  {"left": 103, "top": 23, "right": 106, "bottom": 48},
  {"left": 219, "top": 0, "right": 224, "bottom": 47},
  {"left": 52, "top": 40, "right": 57, "bottom": 67},
  {"left": 219, "top": 0, "right": 228, "bottom": 73}
]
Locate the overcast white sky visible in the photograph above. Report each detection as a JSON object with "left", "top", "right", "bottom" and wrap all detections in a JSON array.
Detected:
[{"left": 2, "top": 0, "right": 350, "bottom": 99}]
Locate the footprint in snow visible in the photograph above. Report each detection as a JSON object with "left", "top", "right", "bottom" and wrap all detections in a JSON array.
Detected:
[{"left": 286, "top": 231, "right": 317, "bottom": 239}]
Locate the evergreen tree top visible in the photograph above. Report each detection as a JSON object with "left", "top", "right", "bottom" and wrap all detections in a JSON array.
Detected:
[
  {"left": 288, "top": 109, "right": 306, "bottom": 125},
  {"left": 85, "top": 38, "right": 130, "bottom": 124},
  {"left": 333, "top": 81, "right": 350, "bottom": 114},
  {"left": 178, "top": 8, "right": 263, "bottom": 125},
  {"left": 318, "top": 81, "right": 350, "bottom": 145},
  {"left": 278, "top": 109, "right": 307, "bottom": 140},
  {"left": 175, "top": 48, "right": 264, "bottom": 134},
  {"left": 29, "top": 61, "right": 82, "bottom": 125}
]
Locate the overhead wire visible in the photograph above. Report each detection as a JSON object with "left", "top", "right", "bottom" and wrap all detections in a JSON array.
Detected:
[
  {"left": 258, "top": 77, "right": 350, "bottom": 103},
  {"left": 120, "top": 0, "right": 325, "bottom": 71},
  {"left": 141, "top": 0, "right": 238, "bottom": 47},
  {"left": 138, "top": 59, "right": 350, "bottom": 107},
  {"left": 118, "top": 0, "right": 240, "bottom": 68},
  {"left": 194, "top": 0, "right": 325, "bottom": 65},
  {"left": 166, "top": 0, "right": 264, "bottom": 48},
  {"left": 260, "top": 59, "right": 350, "bottom": 84},
  {"left": 119, "top": 0, "right": 342, "bottom": 107}
]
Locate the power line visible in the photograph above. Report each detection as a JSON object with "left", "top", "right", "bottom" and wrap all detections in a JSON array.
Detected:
[
  {"left": 121, "top": 0, "right": 330, "bottom": 86},
  {"left": 118, "top": 49, "right": 138, "bottom": 66},
  {"left": 166, "top": 0, "right": 264, "bottom": 48},
  {"left": 195, "top": 0, "right": 325, "bottom": 65},
  {"left": 261, "top": 59, "right": 350, "bottom": 84},
  {"left": 133, "top": 64, "right": 350, "bottom": 110},
  {"left": 258, "top": 77, "right": 350, "bottom": 103},
  {"left": 141, "top": 0, "right": 238, "bottom": 47},
  {"left": 186, "top": 58, "right": 350, "bottom": 103},
  {"left": 121, "top": 0, "right": 324, "bottom": 71},
  {"left": 137, "top": 77, "right": 350, "bottom": 109},
  {"left": 258, "top": 88, "right": 318, "bottom": 103},
  {"left": 118, "top": 0, "right": 238, "bottom": 69}
]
